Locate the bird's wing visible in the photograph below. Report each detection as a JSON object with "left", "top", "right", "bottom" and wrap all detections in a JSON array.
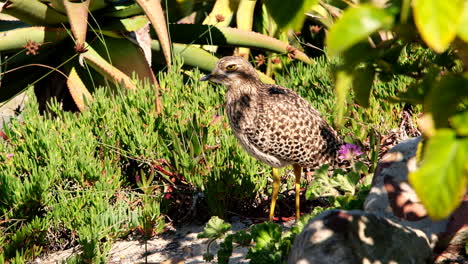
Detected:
[{"left": 246, "top": 85, "right": 341, "bottom": 168}]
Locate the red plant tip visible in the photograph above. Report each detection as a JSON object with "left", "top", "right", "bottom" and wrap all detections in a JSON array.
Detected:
[
  {"left": 215, "top": 14, "right": 225, "bottom": 22},
  {"left": 164, "top": 185, "right": 173, "bottom": 199},
  {"left": 0, "top": 131, "right": 8, "bottom": 140},
  {"left": 74, "top": 43, "right": 88, "bottom": 53},
  {"left": 254, "top": 54, "right": 266, "bottom": 66},
  {"left": 310, "top": 25, "right": 322, "bottom": 34},
  {"left": 271, "top": 57, "right": 281, "bottom": 64},
  {"left": 286, "top": 46, "right": 297, "bottom": 60},
  {"left": 23, "top": 40, "right": 41, "bottom": 55},
  {"left": 6, "top": 153, "right": 13, "bottom": 159}
]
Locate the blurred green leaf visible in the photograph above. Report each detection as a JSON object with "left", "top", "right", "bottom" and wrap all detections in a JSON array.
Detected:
[
  {"left": 409, "top": 129, "right": 468, "bottom": 220},
  {"left": 457, "top": 1, "right": 468, "bottom": 42},
  {"left": 413, "top": 0, "right": 464, "bottom": 53},
  {"left": 232, "top": 230, "right": 252, "bottom": 246},
  {"left": 334, "top": 70, "right": 353, "bottom": 126},
  {"left": 250, "top": 222, "right": 281, "bottom": 248},
  {"left": 197, "top": 216, "right": 231, "bottom": 239},
  {"left": 425, "top": 74, "right": 468, "bottom": 127},
  {"left": 326, "top": 4, "right": 393, "bottom": 56},
  {"left": 451, "top": 110, "right": 468, "bottom": 136},
  {"left": 265, "top": 0, "right": 318, "bottom": 31},
  {"left": 352, "top": 65, "right": 375, "bottom": 108}
]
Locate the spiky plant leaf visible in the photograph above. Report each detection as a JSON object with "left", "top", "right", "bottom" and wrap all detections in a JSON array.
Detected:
[
  {"left": 63, "top": 0, "right": 90, "bottom": 49},
  {"left": 134, "top": 0, "right": 172, "bottom": 67},
  {"left": 1, "top": 0, "right": 68, "bottom": 25},
  {"left": 81, "top": 42, "right": 137, "bottom": 90},
  {"left": 67, "top": 66, "right": 92, "bottom": 111}
]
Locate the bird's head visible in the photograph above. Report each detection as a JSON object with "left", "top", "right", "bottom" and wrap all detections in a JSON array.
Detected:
[{"left": 200, "top": 56, "right": 261, "bottom": 87}]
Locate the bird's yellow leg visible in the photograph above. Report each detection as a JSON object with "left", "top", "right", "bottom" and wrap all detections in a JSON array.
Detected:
[
  {"left": 293, "top": 164, "right": 302, "bottom": 221},
  {"left": 269, "top": 167, "right": 281, "bottom": 221}
]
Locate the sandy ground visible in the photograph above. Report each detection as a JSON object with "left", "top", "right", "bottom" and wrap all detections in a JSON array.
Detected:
[{"left": 33, "top": 219, "right": 296, "bottom": 264}]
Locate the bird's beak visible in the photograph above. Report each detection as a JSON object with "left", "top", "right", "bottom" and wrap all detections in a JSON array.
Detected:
[{"left": 200, "top": 74, "right": 212, "bottom": 82}]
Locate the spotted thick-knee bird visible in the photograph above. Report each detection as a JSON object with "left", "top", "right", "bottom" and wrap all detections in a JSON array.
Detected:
[{"left": 200, "top": 56, "right": 344, "bottom": 221}]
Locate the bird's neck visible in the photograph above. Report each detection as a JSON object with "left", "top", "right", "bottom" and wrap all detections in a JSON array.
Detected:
[{"left": 225, "top": 79, "right": 263, "bottom": 104}]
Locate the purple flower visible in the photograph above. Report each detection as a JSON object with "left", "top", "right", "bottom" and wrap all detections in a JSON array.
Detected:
[{"left": 338, "top": 143, "right": 364, "bottom": 161}]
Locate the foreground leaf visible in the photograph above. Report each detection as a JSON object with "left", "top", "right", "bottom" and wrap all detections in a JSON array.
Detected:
[
  {"left": 425, "top": 74, "right": 468, "bottom": 127},
  {"left": 352, "top": 65, "right": 375, "bottom": 108},
  {"left": 197, "top": 216, "right": 231, "bottom": 239},
  {"left": 334, "top": 70, "right": 353, "bottom": 126},
  {"left": 451, "top": 110, "right": 468, "bottom": 136},
  {"left": 265, "top": 0, "right": 318, "bottom": 31},
  {"left": 458, "top": 1, "right": 468, "bottom": 42},
  {"left": 413, "top": 0, "right": 464, "bottom": 53},
  {"left": 409, "top": 129, "right": 468, "bottom": 220},
  {"left": 326, "top": 4, "right": 393, "bottom": 56}
]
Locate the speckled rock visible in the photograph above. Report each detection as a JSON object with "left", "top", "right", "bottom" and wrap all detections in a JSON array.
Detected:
[
  {"left": 288, "top": 209, "right": 432, "bottom": 264},
  {"left": 364, "top": 137, "right": 449, "bottom": 239}
]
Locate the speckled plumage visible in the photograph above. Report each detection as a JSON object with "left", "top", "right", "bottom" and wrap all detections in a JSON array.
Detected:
[{"left": 203, "top": 56, "right": 343, "bottom": 170}]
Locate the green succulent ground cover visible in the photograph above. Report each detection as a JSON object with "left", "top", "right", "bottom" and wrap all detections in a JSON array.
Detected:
[{"left": 0, "top": 56, "right": 415, "bottom": 263}]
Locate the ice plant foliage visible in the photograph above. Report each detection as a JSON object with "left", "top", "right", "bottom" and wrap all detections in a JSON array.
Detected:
[{"left": 338, "top": 143, "right": 364, "bottom": 161}]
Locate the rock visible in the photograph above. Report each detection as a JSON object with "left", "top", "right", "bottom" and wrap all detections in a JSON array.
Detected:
[
  {"left": 363, "top": 136, "right": 467, "bottom": 261},
  {"left": 364, "top": 137, "right": 448, "bottom": 239},
  {"left": 288, "top": 209, "right": 432, "bottom": 264}
]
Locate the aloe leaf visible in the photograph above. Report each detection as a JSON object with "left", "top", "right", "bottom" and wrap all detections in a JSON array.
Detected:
[
  {"left": 134, "top": 0, "right": 172, "bottom": 67},
  {"left": 99, "top": 15, "right": 150, "bottom": 33},
  {"left": 1, "top": 0, "right": 68, "bottom": 25},
  {"left": 413, "top": 0, "right": 463, "bottom": 53},
  {"left": 0, "top": 26, "right": 68, "bottom": 51},
  {"left": 236, "top": 0, "right": 256, "bottom": 57},
  {"left": 203, "top": 0, "right": 238, "bottom": 26},
  {"left": 63, "top": 0, "right": 90, "bottom": 50},
  {"left": 81, "top": 42, "right": 137, "bottom": 90},
  {"left": 306, "top": 3, "right": 334, "bottom": 29},
  {"left": 169, "top": 24, "right": 312, "bottom": 64},
  {"left": 49, "top": 0, "right": 107, "bottom": 13},
  {"left": 93, "top": 37, "right": 157, "bottom": 85},
  {"left": 67, "top": 66, "right": 92, "bottom": 111},
  {"left": 326, "top": 4, "right": 393, "bottom": 56},
  {"left": 150, "top": 40, "right": 274, "bottom": 84},
  {"left": 151, "top": 40, "right": 217, "bottom": 72},
  {"left": 100, "top": 3, "right": 144, "bottom": 18},
  {"left": 202, "top": 0, "right": 239, "bottom": 52}
]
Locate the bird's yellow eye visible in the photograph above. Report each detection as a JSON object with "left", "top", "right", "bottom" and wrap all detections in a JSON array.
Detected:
[{"left": 225, "top": 64, "right": 238, "bottom": 72}]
